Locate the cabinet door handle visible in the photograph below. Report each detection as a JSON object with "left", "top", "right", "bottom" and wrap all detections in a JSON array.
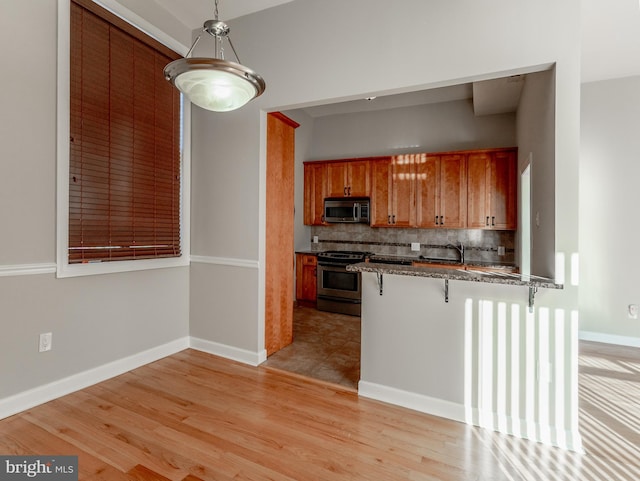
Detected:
[
  {"left": 492, "top": 216, "right": 495, "bottom": 226},
  {"left": 440, "top": 215, "right": 444, "bottom": 225},
  {"left": 344, "top": 187, "right": 347, "bottom": 196},
  {"left": 434, "top": 215, "right": 438, "bottom": 225},
  {"left": 321, "top": 215, "right": 325, "bottom": 223},
  {"left": 486, "top": 216, "right": 490, "bottom": 226},
  {"left": 392, "top": 215, "right": 396, "bottom": 224},
  {"left": 388, "top": 215, "right": 391, "bottom": 224},
  {"left": 348, "top": 186, "right": 352, "bottom": 196}
]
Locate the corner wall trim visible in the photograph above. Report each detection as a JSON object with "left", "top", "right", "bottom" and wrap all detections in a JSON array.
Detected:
[
  {"left": 0, "top": 263, "right": 57, "bottom": 277},
  {"left": 0, "top": 337, "right": 189, "bottom": 420},
  {"left": 189, "top": 337, "right": 267, "bottom": 366},
  {"left": 579, "top": 330, "right": 640, "bottom": 348},
  {"left": 190, "top": 255, "right": 260, "bottom": 269}
]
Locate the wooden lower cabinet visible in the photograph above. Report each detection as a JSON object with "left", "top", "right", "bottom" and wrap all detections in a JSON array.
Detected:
[{"left": 296, "top": 253, "right": 317, "bottom": 306}]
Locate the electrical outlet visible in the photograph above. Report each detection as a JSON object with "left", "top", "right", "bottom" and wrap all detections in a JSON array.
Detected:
[
  {"left": 39, "top": 332, "right": 52, "bottom": 352},
  {"left": 629, "top": 304, "right": 639, "bottom": 320},
  {"left": 411, "top": 242, "right": 420, "bottom": 252},
  {"left": 498, "top": 246, "right": 505, "bottom": 256},
  {"left": 312, "top": 235, "right": 319, "bottom": 244}
]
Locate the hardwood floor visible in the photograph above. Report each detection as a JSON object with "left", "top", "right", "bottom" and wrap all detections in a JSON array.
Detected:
[{"left": 1, "top": 339, "right": 640, "bottom": 479}]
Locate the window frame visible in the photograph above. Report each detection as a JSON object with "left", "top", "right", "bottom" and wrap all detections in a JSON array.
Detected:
[{"left": 56, "top": 0, "right": 191, "bottom": 278}]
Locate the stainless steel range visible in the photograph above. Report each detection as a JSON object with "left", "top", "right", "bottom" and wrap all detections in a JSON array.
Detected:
[{"left": 316, "top": 251, "right": 369, "bottom": 316}]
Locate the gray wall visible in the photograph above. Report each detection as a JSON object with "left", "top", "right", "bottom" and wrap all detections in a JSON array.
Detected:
[
  {"left": 305, "top": 100, "right": 516, "bottom": 160},
  {"left": 1, "top": 0, "right": 588, "bottom": 412},
  {"left": 285, "top": 110, "right": 315, "bottom": 254},
  {"left": 0, "top": 0, "right": 190, "bottom": 401},
  {"left": 289, "top": 98, "right": 517, "bottom": 253},
  {"left": 517, "top": 70, "right": 557, "bottom": 278},
  {"left": 190, "top": 0, "right": 581, "bottom": 361},
  {"left": 580, "top": 75, "right": 640, "bottom": 342}
]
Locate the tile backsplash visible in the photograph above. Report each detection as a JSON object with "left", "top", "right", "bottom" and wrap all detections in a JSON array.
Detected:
[{"left": 309, "top": 224, "right": 516, "bottom": 265}]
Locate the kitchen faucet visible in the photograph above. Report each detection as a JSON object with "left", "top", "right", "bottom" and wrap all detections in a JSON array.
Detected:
[{"left": 446, "top": 243, "right": 465, "bottom": 264}]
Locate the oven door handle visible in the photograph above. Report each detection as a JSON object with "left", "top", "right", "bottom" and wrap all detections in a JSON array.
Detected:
[{"left": 318, "top": 261, "right": 355, "bottom": 268}]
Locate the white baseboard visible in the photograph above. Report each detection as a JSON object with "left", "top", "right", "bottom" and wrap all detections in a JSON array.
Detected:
[
  {"left": 359, "top": 381, "right": 583, "bottom": 453},
  {"left": 470, "top": 407, "right": 583, "bottom": 453},
  {"left": 0, "top": 336, "right": 269, "bottom": 420},
  {"left": 358, "top": 380, "right": 466, "bottom": 424},
  {"left": 189, "top": 337, "right": 267, "bottom": 366},
  {"left": 579, "top": 330, "right": 640, "bottom": 348},
  {"left": 0, "top": 337, "right": 189, "bottom": 420}
]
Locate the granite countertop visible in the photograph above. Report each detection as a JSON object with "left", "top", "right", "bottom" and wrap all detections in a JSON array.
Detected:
[
  {"left": 347, "top": 262, "right": 562, "bottom": 289},
  {"left": 367, "top": 254, "right": 518, "bottom": 270}
]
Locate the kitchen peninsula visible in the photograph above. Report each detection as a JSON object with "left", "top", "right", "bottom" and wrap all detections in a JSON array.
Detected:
[
  {"left": 347, "top": 261, "right": 579, "bottom": 450},
  {"left": 349, "top": 261, "right": 561, "bottom": 306}
]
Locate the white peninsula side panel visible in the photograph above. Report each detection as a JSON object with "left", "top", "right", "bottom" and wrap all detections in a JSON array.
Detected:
[{"left": 358, "top": 272, "right": 580, "bottom": 452}]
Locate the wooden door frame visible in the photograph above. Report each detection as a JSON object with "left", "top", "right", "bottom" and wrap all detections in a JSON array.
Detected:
[{"left": 264, "top": 112, "right": 300, "bottom": 357}]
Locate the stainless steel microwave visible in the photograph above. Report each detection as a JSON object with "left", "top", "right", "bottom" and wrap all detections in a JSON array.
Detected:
[{"left": 323, "top": 197, "right": 370, "bottom": 224}]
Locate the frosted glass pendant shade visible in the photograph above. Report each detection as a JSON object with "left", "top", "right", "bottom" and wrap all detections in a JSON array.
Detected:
[{"left": 164, "top": 58, "right": 265, "bottom": 112}]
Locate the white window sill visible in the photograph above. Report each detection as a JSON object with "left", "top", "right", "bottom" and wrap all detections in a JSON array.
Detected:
[{"left": 56, "top": 255, "right": 189, "bottom": 278}]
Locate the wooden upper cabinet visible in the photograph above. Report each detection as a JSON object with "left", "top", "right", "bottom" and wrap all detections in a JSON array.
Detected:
[
  {"left": 326, "top": 160, "right": 370, "bottom": 197},
  {"left": 467, "top": 149, "right": 517, "bottom": 230},
  {"left": 392, "top": 156, "right": 416, "bottom": 227},
  {"left": 370, "top": 156, "right": 415, "bottom": 227},
  {"left": 303, "top": 162, "right": 328, "bottom": 226},
  {"left": 466, "top": 152, "right": 490, "bottom": 228},
  {"left": 416, "top": 154, "right": 466, "bottom": 228},
  {"left": 489, "top": 149, "right": 517, "bottom": 229},
  {"left": 370, "top": 159, "right": 392, "bottom": 226},
  {"left": 303, "top": 148, "right": 516, "bottom": 231}
]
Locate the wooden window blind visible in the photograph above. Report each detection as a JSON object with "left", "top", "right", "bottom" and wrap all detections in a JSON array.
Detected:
[{"left": 69, "top": 0, "right": 181, "bottom": 264}]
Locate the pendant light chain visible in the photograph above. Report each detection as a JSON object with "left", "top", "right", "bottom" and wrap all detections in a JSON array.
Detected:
[{"left": 213, "top": 0, "right": 225, "bottom": 60}]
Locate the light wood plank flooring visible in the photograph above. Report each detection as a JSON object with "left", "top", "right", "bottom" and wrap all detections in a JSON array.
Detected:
[{"left": 1, "top": 338, "right": 640, "bottom": 479}]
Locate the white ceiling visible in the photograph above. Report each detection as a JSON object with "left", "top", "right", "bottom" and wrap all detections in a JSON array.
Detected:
[
  {"left": 153, "top": 0, "right": 640, "bottom": 116},
  {"left": 151, "top": 0, "right": 295, "bottom": 29},
  {"left": 581, "top": 0, "right": 640, "bottom": 83},
  {"left": 153, "top": 0, "right": 640, "bottom": 84}
]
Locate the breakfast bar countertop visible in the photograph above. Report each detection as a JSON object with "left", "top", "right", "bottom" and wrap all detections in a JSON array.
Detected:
[{"left": 347, "top": 262, "right": 562, "bottom": 290}]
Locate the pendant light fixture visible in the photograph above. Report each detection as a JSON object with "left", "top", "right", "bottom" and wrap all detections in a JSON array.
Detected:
[{"left": 164, "top": 0, "right": 266, "bottom": 112}]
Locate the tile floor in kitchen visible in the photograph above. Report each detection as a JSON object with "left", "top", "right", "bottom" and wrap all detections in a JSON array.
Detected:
[{"left": 262, "top": 305, "right": 361, "bottom": 390}]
